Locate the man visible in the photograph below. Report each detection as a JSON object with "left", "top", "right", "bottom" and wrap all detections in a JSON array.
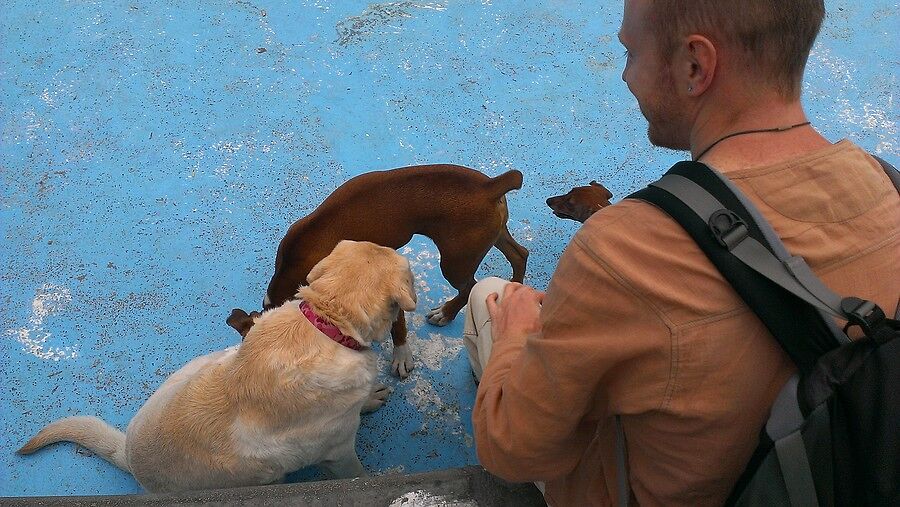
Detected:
[{"left": 464, "top": 1, "right": 900, "bottom": 506}]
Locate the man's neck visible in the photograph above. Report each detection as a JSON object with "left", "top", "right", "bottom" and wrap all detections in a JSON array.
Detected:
[{"left": 689, "top": 93, "right": 832, "bottom": 172}]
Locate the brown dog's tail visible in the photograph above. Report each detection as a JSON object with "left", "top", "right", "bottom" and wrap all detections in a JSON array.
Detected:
[
  {"left": 17, "top": 416, "right": 130, "bottom": 472},
  {"left": 487, "top": 169, "right": 524, "bottom": 197}
]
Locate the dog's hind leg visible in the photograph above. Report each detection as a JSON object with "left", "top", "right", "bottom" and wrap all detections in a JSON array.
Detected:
[
  {"left": 320, "top": 446, "right": 367, "bottom": 479},
  {"left": 426, "top": 240, "right": 493, "bottom": 326},
  {"left": 494, "top": 224, "right": 528, "bottom": 283}
]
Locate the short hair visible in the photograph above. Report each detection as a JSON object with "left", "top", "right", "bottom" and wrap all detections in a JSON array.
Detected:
[{"left": 649, "top": 0, "right": 825, "bottom": 98}]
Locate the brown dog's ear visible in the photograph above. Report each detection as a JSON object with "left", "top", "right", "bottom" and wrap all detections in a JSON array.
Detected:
[
  {"left": 226, "top": 308, "right": 260, "bottom": 339},
  {"left": 591, "top": 181, "right": 613, "bottom": 200}
]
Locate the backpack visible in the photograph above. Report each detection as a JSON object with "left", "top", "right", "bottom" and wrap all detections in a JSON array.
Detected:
[{"left": 616, "top": 156, "right": 900, "bottom": 506}]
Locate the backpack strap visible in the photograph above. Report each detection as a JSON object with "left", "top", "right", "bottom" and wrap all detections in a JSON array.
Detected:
[
  {"left": 647, "top": 172, "right": 889, "bottom": 343},
  {"left": 628, "top": 161, "right": 846, "bottom": 372},
  {"left": 613, "top": 155, "right": 898, "bottom": 504},
  {"left": 872, "top": 155, "right": 900, "bottom": 198},
  {"left": 871, "top": 155, "right": 900, "bottom": 319},
  {"left": 626, "top": 159, "right": 897, "bottom": 507}
]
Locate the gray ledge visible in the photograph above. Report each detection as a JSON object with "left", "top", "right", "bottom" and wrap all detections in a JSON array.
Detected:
[{"left": 0, "top": 466, "right": 547, "bottom": 507}]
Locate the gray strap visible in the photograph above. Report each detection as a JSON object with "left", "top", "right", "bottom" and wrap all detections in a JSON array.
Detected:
[
  {"left": 766, "top": 374, "right": 804, "bottom": 440},
  {"left": 707, "top": 166, "right": 849, "bottom": 342},
  {"left": 651, "top": 174, "right": 852, "bottom": 341},
  {"left": 615, "top": 415, "right": 629, "bottom": 507},
  {"left": 775, "top": 431, "right": 821, "bottom": 507},
  {"left": 768, "top": 377, "right": 816, "bottom": 506},
  {"left": 711, "top": 165, "right": 792, "bottom": 259}
]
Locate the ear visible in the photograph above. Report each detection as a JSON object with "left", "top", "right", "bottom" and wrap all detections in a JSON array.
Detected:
[
  {"left": 308, "top": 241, "right": 351, "bottom": 283},
  {"left": 395, "top": 274, "right": 417, "bottom": 312},
  {"left": 393, "top": 260, "right": 416, "bottom": 312},
  {"left": 307, "top": 256, "right": 329, "bottom": 283},
  {"left": 226, "top": 308, "right": 258, "bottom": 339},
  {"left": 682, "top": 35, "right": 717, "bottom": 97},
  {"left": 589, "top": 180, "right": 600, "bottom": 186}
]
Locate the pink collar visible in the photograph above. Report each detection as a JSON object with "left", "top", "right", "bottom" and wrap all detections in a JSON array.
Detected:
[{"left": 299, "top": 301, "right": 363, "bottom": 351}]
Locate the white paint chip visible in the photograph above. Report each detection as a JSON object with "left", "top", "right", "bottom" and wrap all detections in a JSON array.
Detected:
[
  {"left": 412, "top": 332, "right": 463, "bottom": 371},
  {"left": 5, "top": 284, "right": 78, "bottom": 360},
  {"left": 388, "top": 490, "right": 476, "bottom": 507}
]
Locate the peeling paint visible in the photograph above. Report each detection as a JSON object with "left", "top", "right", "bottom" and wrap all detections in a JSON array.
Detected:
[
  {"left": 1, "top": 0, "right": 895, "bottom": 497},
  {"left": 389, "top": 490, "right": 476, "bottom": 507},
  {"left": 336, "top": 2, "right": 447, "bottom": 46},
  {"left": 5, "top": 284, "right": 78, "bottom": 361}
]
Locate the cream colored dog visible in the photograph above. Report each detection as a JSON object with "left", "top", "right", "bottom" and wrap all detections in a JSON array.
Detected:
[{"left": 17, "top": 240, "right": 416, "bottom": 493}]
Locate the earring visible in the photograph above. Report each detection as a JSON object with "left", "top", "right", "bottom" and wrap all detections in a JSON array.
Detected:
[{"left": 688, "top": 85, "right": 693, "bottom": 93}]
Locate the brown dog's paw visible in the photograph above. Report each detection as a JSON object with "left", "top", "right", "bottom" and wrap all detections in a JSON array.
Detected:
[
  {"left": 546, "top": 180, "right": 614, "bottom": 223},
  {"left": 425, "top": 306, "right": 454, "bottom": 327},
  {"left": 226, "top": 308, "right": 261, "bottom": 339}
]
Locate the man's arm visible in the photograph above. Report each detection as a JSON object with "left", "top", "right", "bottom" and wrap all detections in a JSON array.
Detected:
[{"left": 473, "top": 224, "right": 673, "bottom": 482}]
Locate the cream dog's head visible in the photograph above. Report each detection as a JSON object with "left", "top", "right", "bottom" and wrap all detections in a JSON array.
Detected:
[{"left": 296, "top": 240, "right": 416, "bottom": 346}]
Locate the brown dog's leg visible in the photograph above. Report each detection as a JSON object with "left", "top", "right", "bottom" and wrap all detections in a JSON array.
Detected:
[
  {"left": 426, "top": 279, "right": 476, "bottom": 327},
  {"left": 493, "top": 224, "right": 529, "bottom": 283},
  {"left": 426, "top": 241, "right": 490, "bottom": 326},
  {"left": 390, "top": 313, "right": 413, "bottom": 378}
]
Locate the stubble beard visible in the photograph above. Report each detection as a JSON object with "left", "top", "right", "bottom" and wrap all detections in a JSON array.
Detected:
[{"left": 645, "top": 71, "right": 691, "bottom": 151}]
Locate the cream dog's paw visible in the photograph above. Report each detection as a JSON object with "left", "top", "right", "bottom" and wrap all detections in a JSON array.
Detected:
[
  {"left": 361, "top": 383, "right": 392, "bottom": 413},
  {"left": 391, "top": 343, "right": 414, "bottom": 378}
]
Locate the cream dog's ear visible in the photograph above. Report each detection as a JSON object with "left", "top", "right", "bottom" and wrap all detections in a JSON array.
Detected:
[
  {"left": 394, "top": 263, "right": 417, "bottom": 312},
  {"left": 307, "top": 257, "right": 329, "bottom": 284},
  {"left": 308, "top": 241, "right": 351, "bottom": 283}
]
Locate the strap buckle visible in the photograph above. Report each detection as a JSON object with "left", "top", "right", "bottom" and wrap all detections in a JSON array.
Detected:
[
  {"left": 708, "top": 209, "right": 749, "bottom": 250},
  {"left": 840, "top": 297, "right": 886, "bottom": 339}
]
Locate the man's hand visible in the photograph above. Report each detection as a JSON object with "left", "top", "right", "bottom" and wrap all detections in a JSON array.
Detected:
[{"left": 486, "top": 282, "right": 545, "bottom": 343}]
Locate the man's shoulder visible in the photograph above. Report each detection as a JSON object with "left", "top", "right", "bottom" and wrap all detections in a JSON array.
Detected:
[
  {"left": 568, "top": 196, "right": 702, "bottom": 281},
  {"left": 575, "top": 196, "right": 685, "bottom": 253},
  {"left": 558, "top": 193, "right": 748, "bottom": 326}
]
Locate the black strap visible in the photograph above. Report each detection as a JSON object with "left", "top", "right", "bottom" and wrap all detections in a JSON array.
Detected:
[
  {"left": 872, "top": 155, "right": 900, "bottom": 198},
  {"left": 649, "top": 174, "right": 895, "bottom": 343},
  {"left": 629, "top": 162, "right": 848, "bottom": 373},
  {"left": 871, "top": 155, "right": 900, "bottom": 320}
]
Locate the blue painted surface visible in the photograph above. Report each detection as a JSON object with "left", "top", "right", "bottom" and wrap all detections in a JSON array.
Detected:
[{"left": 1, "top": 0, "right": 896, "bottom": 497}]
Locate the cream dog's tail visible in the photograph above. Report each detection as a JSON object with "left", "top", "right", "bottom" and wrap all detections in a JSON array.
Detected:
[{"left": 17, "top": 416, "right": 129, "bottom": 472}]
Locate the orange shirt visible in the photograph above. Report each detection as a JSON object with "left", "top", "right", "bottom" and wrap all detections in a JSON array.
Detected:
[{"left": 473, "top": 141, "right": 900, "bottom": 506}]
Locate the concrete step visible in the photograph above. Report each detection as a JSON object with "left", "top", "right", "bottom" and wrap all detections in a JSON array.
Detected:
[{"left": 1, "top": 466, "right": 547, "bottom": 507}]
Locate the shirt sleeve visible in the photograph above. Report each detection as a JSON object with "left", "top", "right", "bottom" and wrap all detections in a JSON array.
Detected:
[{"left": 473, "top": 219, "right": 673, "bottom": 482}]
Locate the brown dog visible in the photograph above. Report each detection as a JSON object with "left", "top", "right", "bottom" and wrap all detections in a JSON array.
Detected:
[
  {"left": 546, "top": 180, "right": 613, "bottom": 222},
  {"left": 234, "top": 164, "right": 528, "bottom": 378}
]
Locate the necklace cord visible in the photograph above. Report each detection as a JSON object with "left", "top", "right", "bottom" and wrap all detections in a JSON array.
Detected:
[{"left": 693, "top": 121, "right": 811, "bottom": 162}]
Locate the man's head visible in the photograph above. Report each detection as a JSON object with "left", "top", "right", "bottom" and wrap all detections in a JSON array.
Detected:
[{"left": 619, "top": 0, "right": 825, "bottom": 150}]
